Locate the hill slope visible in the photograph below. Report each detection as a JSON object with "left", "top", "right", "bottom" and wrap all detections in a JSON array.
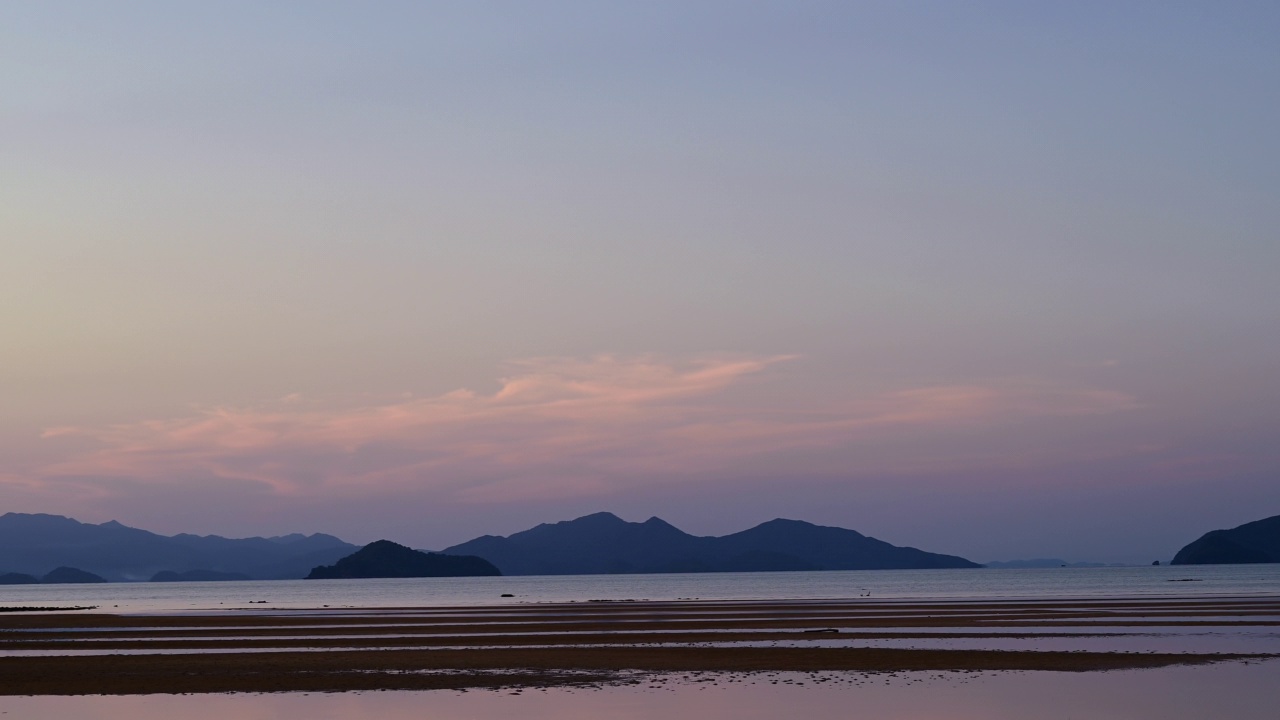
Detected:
[
  {"left": 1172, "top": 515, "right": 1280, "bottom": 565},
  {"left": 306, "top": 540, "right": 501, "bottom": 579},
  {"left": 443, "top": 512, "right": 979, "bottom": 575},
  {"left": 41, "top": 566, "right": 107, "bottom": 584},
  {"left": 0, "top": 513, "right": 358, "bottom": 581}
]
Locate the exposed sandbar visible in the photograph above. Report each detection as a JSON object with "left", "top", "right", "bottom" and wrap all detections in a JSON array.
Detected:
[{"left": 1, "top": 596, "right": 1276, "bottom": 695}]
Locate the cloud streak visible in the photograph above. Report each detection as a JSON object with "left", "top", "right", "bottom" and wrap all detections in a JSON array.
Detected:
[{"left": 32, "top": 355, "right": 1139, "bottom": 503}]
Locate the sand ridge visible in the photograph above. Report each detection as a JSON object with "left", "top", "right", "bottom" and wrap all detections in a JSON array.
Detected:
[{"left": 1, "top": 595, "right": 1277, "bottom": 695}]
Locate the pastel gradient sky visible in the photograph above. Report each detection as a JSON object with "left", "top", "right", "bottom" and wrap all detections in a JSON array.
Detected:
[{"left": 3, "top": 2, "right": 1278, "bottom": 562}]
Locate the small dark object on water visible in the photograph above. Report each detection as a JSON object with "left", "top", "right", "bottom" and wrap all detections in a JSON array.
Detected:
[
  {"left": 1167, "top": 578, "right": 1203, "bottom": 582},
  {"left": 803, "top": 628, "right": 840, "bottom": 634},
  {"left": 1152, "top": 560, "right": 1161, "bottom": 565},
  {"left": 500, "top": 593, "right": 514, "bottom": 597}
]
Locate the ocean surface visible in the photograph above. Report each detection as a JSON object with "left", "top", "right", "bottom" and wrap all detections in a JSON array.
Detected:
[{"left": 3, "top": 563, "right": 1279, "bottom": 614}]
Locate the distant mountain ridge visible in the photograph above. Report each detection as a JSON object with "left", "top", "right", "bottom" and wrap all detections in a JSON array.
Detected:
[
  {"left": 443, "top": 512, "right": 979, "bottom": 575},
  {"left": 0, "top": 513, "right": 358, "bottom": 582},
  {"left": 0, "top": 511, "right": 980, "bottom": 581},
  {"left": 1172, "top": 515, "right": 1280, "bottom": 565}
]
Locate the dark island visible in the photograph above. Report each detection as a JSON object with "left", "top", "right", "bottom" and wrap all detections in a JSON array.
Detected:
[
  {"left": 41, "top": 567, "right": 108, "bottom": 584},
  {"left": 0, "top": 567, "right": 107, "bottom": 585},
  {"left": 306, "top": 540, "right": 501, "bottom": 579},
  {"left": 1172, "top": 514, "right": 1280, "bottom": 565},
  {"left": 0, "top": 572, "right": 39, "bottom": 585},
  {"left": 0, "top": 511, "right": 980, "bottom": 580},
  {"left": 444, "top": 512, "right": 980, "bottom": 575}
]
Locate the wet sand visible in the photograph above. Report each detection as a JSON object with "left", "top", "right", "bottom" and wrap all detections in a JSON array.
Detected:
[{"left": 1, "top": 596, "right": 1276, "bottom": 695}]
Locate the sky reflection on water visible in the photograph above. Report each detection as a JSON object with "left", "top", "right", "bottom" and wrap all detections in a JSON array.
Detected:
[{"left": 2, "top": 661, "right": 1278, "bottom": 720}]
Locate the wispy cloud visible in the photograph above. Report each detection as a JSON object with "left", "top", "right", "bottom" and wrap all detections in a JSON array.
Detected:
[{"left": 31, "top": 355, "right": 1139, "bottom": 503}]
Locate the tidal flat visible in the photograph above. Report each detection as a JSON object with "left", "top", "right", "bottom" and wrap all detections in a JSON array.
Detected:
[{"left": 1, "top": 595, "right": 1277, "bottom": 697}]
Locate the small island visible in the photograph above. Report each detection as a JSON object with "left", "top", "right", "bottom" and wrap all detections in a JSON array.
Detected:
[
  {"left": 0, "top": 573, "right": 39, "bottom": 585},
  {"left": 0, "top": 567, "right": 107, "bottom": 585},
  {"left": 306, "top": 540, "right": 501, "bottom": 579}
]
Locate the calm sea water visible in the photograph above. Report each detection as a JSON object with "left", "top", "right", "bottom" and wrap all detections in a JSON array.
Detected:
[{"left": 3, "top": 564, "right": 1278, "bottom": 614}]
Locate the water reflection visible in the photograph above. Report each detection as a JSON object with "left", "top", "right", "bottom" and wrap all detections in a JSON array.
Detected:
[{"left": 2, "top": 661, "right": 1277, "bottom": 719}]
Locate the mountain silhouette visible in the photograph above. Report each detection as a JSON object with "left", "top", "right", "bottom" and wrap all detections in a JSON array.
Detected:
[
  {"left": 41, "top": 566, "right": 107, "bottom": 584},
  {"left": 0, "top": 572, "right": 39, "bottom": 585},
  {"left": 1172, "top": 514, "right": 1280, "bottom": 565},
  {"left": 443, "top": 512, "right": 979, "bottom": 575},
  {"left": 0, "top": 511, "right": 978, "bottom": 580},
  {"left": 0, "top": 513, "right": 358, "bottom": 581},
  {"left": 306, "top": 540, "right": 501, "bottom": 579}
]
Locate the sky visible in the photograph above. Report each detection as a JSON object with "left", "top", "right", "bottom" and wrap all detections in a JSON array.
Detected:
[{"left": 2, "top": 1, "right": 1279, "bottom": 563}]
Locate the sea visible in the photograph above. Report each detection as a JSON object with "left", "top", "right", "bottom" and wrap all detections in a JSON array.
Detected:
[
  {"left": 3, "top": 564, "right": 1279, "bottom": 719},
  {"left": 2, "top": 563, "right": 1279, "bottom": 614}
]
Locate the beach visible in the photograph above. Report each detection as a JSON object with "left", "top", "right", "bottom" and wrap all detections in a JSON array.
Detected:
[{"left": 3, "top": 595, "right": 1277, "bottom": 695}]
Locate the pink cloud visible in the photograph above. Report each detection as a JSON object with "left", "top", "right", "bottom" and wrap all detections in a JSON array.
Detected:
[{"left": 27, "top": 355, "right": 1139, "bottom": 503}]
